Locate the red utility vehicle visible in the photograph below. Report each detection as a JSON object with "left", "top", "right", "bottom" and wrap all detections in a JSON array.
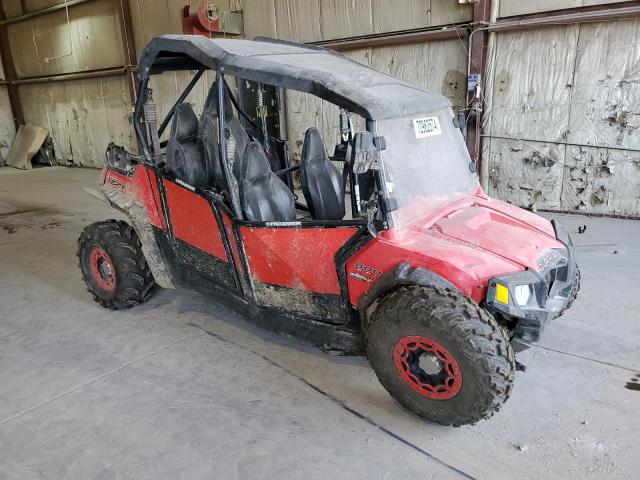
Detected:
[{"left": 78, "top": 36, "right": 579, "bottom": 426}]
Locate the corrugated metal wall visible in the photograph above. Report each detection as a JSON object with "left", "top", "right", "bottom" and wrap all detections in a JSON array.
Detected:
[
  {"left": 2, "top": 0, "right": 135, "bottom": 167},
  {"left": 243, "top": 0, "right": 472, "bottom": 162}
]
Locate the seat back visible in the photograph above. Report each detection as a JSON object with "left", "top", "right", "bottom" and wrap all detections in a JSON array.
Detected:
[
  {"left": 167, "top": 103, "right": 207, "bottom": 187},
  {"left": 240, "top": 141, "right": 296, "bottom": 222},
  {"left": 300, "top": 128, "right": 345, "bottom": 220}
]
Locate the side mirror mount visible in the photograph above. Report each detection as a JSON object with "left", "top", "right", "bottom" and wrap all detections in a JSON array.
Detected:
[{"left": 352, "top": 132, "right": 382, "bottom": 174}]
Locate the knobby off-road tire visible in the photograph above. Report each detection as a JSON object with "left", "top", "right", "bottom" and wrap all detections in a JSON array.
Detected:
[
  {"left": 555, "top": 265, "right": 581, "bottom": 319},
  {"left": 77, "top": 220, "right": 155, "bottom": 310},
  {"left": 367, "top": 285, "right": 515, "bottom": 426}
]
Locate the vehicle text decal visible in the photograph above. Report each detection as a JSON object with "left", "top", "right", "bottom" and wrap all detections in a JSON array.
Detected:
[{"left": 413, "top": 117, "right": 441, "bottom": 139}]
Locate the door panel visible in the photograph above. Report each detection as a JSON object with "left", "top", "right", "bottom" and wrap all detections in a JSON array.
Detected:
[
  {"left": 238, "top": 226, "right": 359, "bottom": 322},
  {"left": 163, "top": 179, "right": 237, "bottom": 289}
]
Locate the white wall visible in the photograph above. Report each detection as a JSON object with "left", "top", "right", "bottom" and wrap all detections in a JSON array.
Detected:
[{"left": 482, "top": 19, "right": 640, "bottom": 216}]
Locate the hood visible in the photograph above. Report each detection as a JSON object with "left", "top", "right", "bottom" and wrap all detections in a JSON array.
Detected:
[{"left": 428, "top": 197, "right": 563, "bottom": 271}]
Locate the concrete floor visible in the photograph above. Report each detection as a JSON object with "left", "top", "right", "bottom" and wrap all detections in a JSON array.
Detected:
[{"left": 0, "top": 166, "right": 639, "bottom": 480}]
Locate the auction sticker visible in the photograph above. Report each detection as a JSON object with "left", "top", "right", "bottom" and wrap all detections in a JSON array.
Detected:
[{"left": 413, "top": 116, "right": 441, "bottom": 138}]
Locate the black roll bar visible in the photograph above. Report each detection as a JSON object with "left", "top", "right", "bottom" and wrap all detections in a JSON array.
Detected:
[
  {"left": 158, "top": 69, "right": 206, "bottom": 138},
  {"left": 217, "top": 73, "right": 243, "bottom": 219}
]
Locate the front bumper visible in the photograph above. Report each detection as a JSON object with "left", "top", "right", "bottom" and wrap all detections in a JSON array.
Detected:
[{"left": 486, "top": 220, "right": 576, "bottom": 346}]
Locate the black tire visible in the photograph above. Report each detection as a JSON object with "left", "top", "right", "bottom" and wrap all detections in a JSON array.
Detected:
[
  {"left": 77, "top": 219, "right": 155, "bottom": 310},
  {"left": 367, "top": 285, "right": 515, "bottom": 426},
  {"left": 554, "top": 265, "right": 581, "bottom": 319}
]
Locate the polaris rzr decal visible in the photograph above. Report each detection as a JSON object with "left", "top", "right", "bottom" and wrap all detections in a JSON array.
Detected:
[
  {"left": 349, "top": 272, "right": 372, "bottom": 283},
  {"left": 354, "top": 262, "right": 381, "bottom": 278},
  {"left": 175, "top": 178, "right": 195, "bottom": 191},
  {"left": 413, "top": 117, "right": 441, "bottom": 139},
  {"left": 105, "top": 173, "right": 127, "bottom": 192}
]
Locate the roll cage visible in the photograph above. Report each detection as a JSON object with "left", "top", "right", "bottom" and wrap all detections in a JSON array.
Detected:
[{"left": 131, "top": 35, "right": 453, "bottom": 229}]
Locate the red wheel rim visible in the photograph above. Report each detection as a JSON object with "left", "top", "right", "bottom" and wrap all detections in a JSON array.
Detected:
[
  {"left": 392, "top": 335, "right": 462, "bottom": 400},
  {"left": 89, "top": 246, "right": 116, "bottom": 291}
]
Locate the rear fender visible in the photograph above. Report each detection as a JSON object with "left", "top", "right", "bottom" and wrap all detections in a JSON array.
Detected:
[{"left": 85, "top": 167, "right": 175, "bottom": 289}]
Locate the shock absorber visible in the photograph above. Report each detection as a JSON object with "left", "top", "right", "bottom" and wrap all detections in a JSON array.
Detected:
[
  {"left": 340, "top": 109, "right": 349, "bottom": 142},
  {"left": 143, "top": 89, "right": 161, "bottom": 163},
  {"left": 256, "top": 83, "right": 269, "bottom": 150},
  {"left": 226, "top": 131, "right": 237, "bottom": 171}
]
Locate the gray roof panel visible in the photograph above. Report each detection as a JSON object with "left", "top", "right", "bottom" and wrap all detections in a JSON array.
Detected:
[{"left": 138, "top": 35, "right": 451, "bottom": 120}]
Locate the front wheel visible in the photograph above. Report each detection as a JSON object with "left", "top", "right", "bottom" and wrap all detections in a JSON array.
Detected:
[
  {"left": 367, "top": 286, "right": 515, "bottom": 426},
  {"left": 77, "top": 220, "right": 155, "bottom": 309}
]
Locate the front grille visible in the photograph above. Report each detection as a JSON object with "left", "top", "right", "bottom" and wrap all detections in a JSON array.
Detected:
[{"left": 537, "top": 249, "right": 568, "bottom": 300}]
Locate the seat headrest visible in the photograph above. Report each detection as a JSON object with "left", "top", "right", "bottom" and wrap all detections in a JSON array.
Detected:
[
  {"left": 203, "top": 83, "right": 234, "bottom": 122},
  {"left": 302, "top": 127, "right": 326, "bottom": 160},
  {"left": 171, "top": 103, "right": 198, "bottom": 140},
  {"left": 242, "top": 141, "right": 271, "bottom": 180}
]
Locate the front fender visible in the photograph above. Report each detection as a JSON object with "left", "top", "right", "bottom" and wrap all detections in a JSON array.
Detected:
[{"left": 358, "top": 262, "right": 463, "bottom": 315}]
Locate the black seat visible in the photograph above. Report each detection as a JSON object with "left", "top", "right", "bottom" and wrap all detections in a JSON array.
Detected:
[
  {"left": 198, "top": 83, "right": 250, "bottom": 190},
  {"left": 166, "top": 103, "right": 207, "bottom": 187},
  {"left": 300, "top": 127, "right": 345, "bottom": 220},
  {"left": 240, "top": 141, "right": 296, "bottom": 222}
]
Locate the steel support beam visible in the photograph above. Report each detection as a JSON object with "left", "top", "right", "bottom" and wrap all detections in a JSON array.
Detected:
[
  {"left": 313, "top": 25, "right": 469, "bottom": 52},
  {"left": 117, "top": 0, "right": 139, "bottom": 104},
  {"left": 0, "top": 0, "right": 98, "bottom": 26},
  {"left": 465, "top": 0, "right": 491, "bottom": 171},
  {"left": 0, "top": 5, "right": 24, "bottom": 129},
  {"left": 10, "top": 66, "right": 127, "bottom": 85}
]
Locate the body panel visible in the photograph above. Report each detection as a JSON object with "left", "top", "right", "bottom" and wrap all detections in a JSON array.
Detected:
[
  {"left": 347, "top": 193, "right": 563, "bottom": 306},
  {"left": 163, "top": 179, "right": 228, "bottom": 260},
  {"left": 239, "top": 225, "right": 358, "bottom": 294}
]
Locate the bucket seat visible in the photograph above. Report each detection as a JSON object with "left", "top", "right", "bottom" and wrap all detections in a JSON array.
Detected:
[
  {"left": 166, "top": 103, "right": 207, "bottom": 187},
  {"left": 300, "top": 127, "right": 345, "bottom": 220},
  {"left": 240, "top": 141, "right": 296, "bottom": 222}
]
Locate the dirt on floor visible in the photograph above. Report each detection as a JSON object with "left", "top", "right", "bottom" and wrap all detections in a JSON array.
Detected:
[{"left": 0, "top": 167, "right": 639, "bottom": 480}]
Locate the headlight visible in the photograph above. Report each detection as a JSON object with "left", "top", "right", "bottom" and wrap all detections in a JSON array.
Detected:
[{"left": 514, "top": 285, "right": 533, "bottom": 305}]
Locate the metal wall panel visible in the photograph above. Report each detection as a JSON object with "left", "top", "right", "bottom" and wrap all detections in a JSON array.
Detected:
[
  {"left": 0, "top": 86, "right": 16, "bottom": 160},
  {"left": 243, "top": 0, "right": 472, "bottom": 43},
  {"left": 18, "top": 76, "right": 135, "bottom": 167},
  {"left": 372, "top": 0, "right": 472, "bottom": 32},
  {"left": 561, "top": 19, "right": 640, "bottom": 215},
  {"left": 483, "top": 19, "right": 640, "bottom": 216},
  {"left": 7, "top": 0, "right": 126, "bottom": 78},
  {"left": 499, "top": 0, "right": 636, "bottom": 17}
]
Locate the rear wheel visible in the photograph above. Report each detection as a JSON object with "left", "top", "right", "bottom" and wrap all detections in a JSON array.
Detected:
[
  {"left": 367, "top": 285, "right": 515, "bottom": 426},
  {"left": 77, "top": 220, "right": 155, "bottom": 309}
]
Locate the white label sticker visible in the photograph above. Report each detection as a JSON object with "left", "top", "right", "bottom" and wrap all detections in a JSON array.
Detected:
[{"left": 413, "top": 117, "right": 441, "bottom": 138}]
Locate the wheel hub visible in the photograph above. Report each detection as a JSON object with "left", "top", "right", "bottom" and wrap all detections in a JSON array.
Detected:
[
  {"left": 89, "top": 246, "right": 116, "bottom": 291},
  {"left": 392, "top": 335, "right": 462, "bottom": 400},
  {"left": 417, "top": 352, "right": 443, "bottom": 375}
]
